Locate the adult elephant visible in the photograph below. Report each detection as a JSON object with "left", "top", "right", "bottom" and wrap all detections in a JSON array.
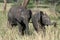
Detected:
[
  {"left": 8, "top": 5, "right": 32, "bottom": 35},
  {"left": 32, "top": 11, "right": 56, "bottom": 34}
]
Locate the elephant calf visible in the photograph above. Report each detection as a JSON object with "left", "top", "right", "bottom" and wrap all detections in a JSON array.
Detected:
[
  {"left": 8, "top": 6, "right": 32, "bottom": 35},
  {"left": 32, "top": 11, "right": 56, "bottom": 34}
]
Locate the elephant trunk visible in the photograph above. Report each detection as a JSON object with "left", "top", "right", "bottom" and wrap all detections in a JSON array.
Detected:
[{"left": 50, "top": 21, "right": 57, "bottom": 27}]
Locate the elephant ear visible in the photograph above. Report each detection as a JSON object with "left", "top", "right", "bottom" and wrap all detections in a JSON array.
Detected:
[
  {"left": 28, "top": 10, "right": 32, "bottom": 17},
  {"left": 40, "top": 11, "right": 44, "bottom": 16},
  {"left": 42, "top": 13, "right": 51, "bottom": 25},
  {"left": 27, "top": 10, "right": 32, "bottom": 18}
]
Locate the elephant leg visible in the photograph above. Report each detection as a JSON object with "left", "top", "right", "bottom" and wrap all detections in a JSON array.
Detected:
[
  {"left": 21, "top": 21, "right": 26, "bottom": 35},
  {"left": 23, "top": 19, "right": 29, "bottom": 35},
  {"left": 32, "top": 20, "right": 40, "bottom": 33},
  {"left": 22, "top": 24, "right": 26, "bottom": 35},
  {"left": 18, "top": 22, "right": 23, "bottom": 35},
  {"left": 41, "top": 26, "right": 46, "bottom": 36},
  {"left": 7, "top": 20, "right": 13, "bottom": 29}
]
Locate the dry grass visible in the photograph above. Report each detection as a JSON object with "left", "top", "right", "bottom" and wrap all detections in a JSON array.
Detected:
[
  {"left": 0, "top": 17, "right": 60, "bottom": 40},
  {"left": 0, "top": 3, "right": 60, "bottom": 40}
]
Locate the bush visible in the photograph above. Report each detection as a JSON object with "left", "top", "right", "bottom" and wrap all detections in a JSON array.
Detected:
[
  {"left": 56, "top": 4, "right": 60, "bottom": 13},
  {"left": 0, "top": 0, "right": 16, "bottom": 3}
]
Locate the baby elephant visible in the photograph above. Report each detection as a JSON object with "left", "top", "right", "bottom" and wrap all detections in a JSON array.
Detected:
[
  {"left": 8, "top": 6, "right": 32, "bottom": 35},
  {"left": 32, "top": 11, "right": 56, "bottom": 34}
]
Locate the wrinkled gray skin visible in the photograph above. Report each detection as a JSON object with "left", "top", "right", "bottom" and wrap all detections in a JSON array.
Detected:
[
  {"left": 32, "top": 11, "right": 56, "bottom": 34},
  {"left": 42, "top": 13, "right": 56, "bottom": 26},
  {"left": 8, "top": 6, "right": 32, "bottom": 35},
  {"left": 42, "top": 13, "right": 52, "bottom": 26}
]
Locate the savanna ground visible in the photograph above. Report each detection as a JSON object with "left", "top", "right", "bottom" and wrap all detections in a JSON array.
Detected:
[{"left": 0, "top": 3, "right": 60, "bottom": 40}]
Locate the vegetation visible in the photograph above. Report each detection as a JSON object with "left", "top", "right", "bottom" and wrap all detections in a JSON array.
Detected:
[
  {"left": 0, "top": 3, "right": 60, "bottom": 40},
  {"left": 0, "top": 0, "right": 60, "bottom": 40}
]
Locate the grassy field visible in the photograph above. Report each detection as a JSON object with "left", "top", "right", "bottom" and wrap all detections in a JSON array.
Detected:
[{"left": 0, "top": 3, "right": 60, "bottom": 40}]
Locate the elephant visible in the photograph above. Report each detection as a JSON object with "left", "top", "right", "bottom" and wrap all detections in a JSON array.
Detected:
[
  {"left": 32, "top": 11, "right": 56, "bottom": 34},
  {"left": 8, "top": 6, "right": 32, "bottom": 35}
]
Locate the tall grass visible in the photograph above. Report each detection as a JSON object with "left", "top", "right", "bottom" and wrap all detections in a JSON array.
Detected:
[{"left": 0, "top": 3, "right": 60, "bottom": 40}]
